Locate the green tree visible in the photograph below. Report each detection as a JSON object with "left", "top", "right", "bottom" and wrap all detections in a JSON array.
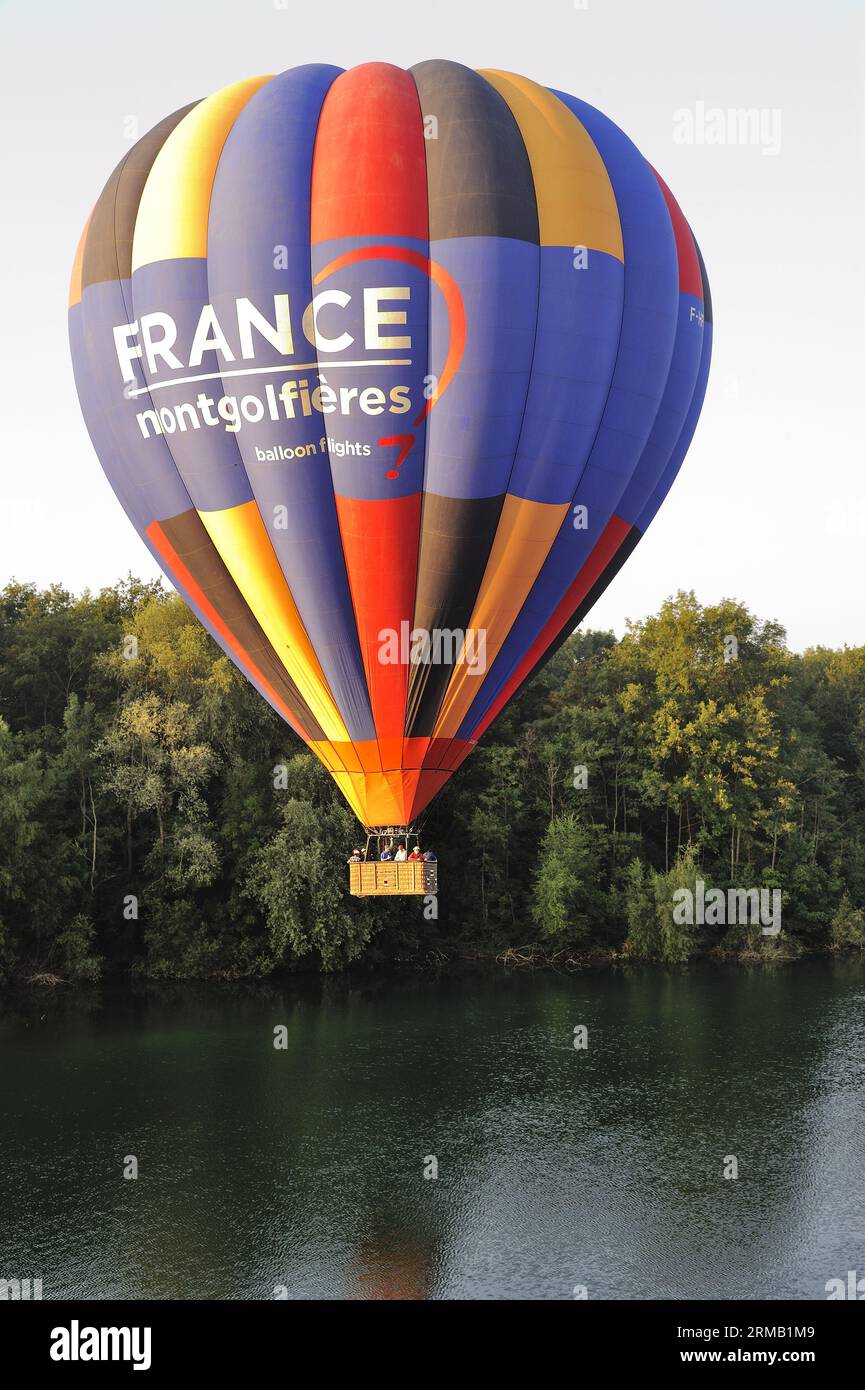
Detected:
[
  {"left": 531, "top": 815, "right": 608, "bottom": 946},
  {"left": 623, "top": 858, "right": 659, "bottom": 958},
  {"left": 246, "top": 757, "right": 376, "bottom": 970},
  {"left": 830, "top": 893, "right": 865, "bottom": 949}
]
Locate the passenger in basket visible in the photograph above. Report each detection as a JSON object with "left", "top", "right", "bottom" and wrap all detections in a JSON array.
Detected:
[
  {"left": 380, "top": 844, "right": 394, "bottom": 861},
  {"left": 347, "top": 848, "right": 362, "bottom": 864},
  {"left": 394, "top": 843, "right": 407, "bottom": 861},
  {"left": 407, "top": 846, "right": 423, "bottom": 861},
  {"left": 423, "top": 849, "right": 437, "bottom": 862}
]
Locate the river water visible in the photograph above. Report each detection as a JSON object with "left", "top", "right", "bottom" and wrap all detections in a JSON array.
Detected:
[{"left": 1, "top": 959, "right": 863, "bottom": 1300}]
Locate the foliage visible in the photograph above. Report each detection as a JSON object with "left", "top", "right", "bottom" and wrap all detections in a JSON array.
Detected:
[
  {"left": 0, "top": 582, "right": 864, "bottom": 978},
  {"left": 830, "top": 893, "right": 865, "bottom": 950},
  {"left": 531, "top": 815, "right": 608, "bottom": 946}
]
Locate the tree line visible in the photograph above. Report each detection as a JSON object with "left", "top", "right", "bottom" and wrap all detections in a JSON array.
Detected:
[{"left": 1, "top": 579, "right": 863, "bottom": 982}]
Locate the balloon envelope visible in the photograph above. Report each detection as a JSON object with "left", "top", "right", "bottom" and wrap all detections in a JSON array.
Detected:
[{"left": 69, "top": 61, "right": 712, "bottom": 827}]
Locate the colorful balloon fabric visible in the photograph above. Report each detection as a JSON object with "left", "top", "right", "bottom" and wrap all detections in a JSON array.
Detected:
[{"left": 69, "top": 61, "right": 712, "bottom": 828}]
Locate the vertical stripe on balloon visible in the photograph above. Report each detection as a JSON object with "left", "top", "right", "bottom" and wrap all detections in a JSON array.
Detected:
[
  {"left": 311, "top": 63, "right": 429, "bottom": 775},
  {"left": 429, "top": 71, "right": 625, "bottom": 743}
]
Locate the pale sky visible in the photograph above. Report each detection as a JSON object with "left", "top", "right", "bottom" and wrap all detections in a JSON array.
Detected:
[{"left": 1, "top": 0, "right": 863, "bottom": 651}]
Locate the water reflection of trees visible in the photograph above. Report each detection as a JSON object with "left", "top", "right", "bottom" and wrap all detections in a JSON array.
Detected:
[{"left": 3, "top": 962, "right": 862, "bottom": 1298}]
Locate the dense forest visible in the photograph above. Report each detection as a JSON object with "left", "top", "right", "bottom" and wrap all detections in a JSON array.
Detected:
[{"left": 1, "top": 579, "right": 864, "bottom": 983}]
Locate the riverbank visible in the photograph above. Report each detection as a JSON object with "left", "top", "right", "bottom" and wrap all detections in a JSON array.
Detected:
[
  {"left": 6, "top": 934, "right": 863, "bottom": 990},
  {"left": 387, "top": 936, "right": 863, "bottom": 972}
]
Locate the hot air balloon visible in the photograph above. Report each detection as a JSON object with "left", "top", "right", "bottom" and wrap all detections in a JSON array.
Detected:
[{"left": 69, "top": 61, "right": 712, "bottom": 897}]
